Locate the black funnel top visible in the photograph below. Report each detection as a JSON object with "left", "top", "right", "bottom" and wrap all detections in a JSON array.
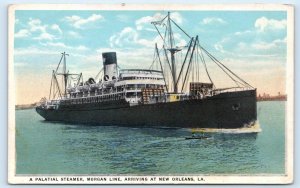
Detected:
[{"left": 102, "top": 52, "right": 117, "bottom": 65}]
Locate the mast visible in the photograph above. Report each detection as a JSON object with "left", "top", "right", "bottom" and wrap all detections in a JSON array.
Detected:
[
  {"left": 167, "top": 12, "right": 180, "bottom": 93},
  {"left": 63, "top": 52, "right": 68, "bottom": 97},
  {"left": 152, "top": 12, "right": 252, "bottom": 94},
  {"left": 49, "top": 52, "right": 82, "bottom": 100},
  {"left": 56, "top": 52, "right": 69, "bottom": 97},
  {"left": 151, "top": 12, "right": 185, "bottom": 93}
]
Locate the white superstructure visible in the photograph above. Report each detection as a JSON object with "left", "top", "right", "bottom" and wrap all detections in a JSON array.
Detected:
[{"left": 65, "top": 68, "right": 167, "bottom": 106}]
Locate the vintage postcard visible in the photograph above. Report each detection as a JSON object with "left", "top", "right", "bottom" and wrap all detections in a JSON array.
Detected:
[{"left": 8, "top": 4, "right": 294, "bottom": 184}]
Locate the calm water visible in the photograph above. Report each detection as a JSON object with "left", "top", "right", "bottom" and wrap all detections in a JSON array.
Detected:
[{"left": 16, "top": 101, "right": 285, "bottom": 175}]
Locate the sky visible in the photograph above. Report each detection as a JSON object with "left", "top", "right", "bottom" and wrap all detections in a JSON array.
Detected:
[{"left": 14, "top": 10, "right": 287, "bottom": 104}]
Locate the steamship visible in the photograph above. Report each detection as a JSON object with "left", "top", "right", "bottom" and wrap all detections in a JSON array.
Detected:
[{"left": 36, "top": 12, "right": 257, "bottom": 129}]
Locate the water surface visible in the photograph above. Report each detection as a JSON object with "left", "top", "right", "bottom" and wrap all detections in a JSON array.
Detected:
[{"left": 16, "top": 101, "right": 285, "bottom": 175}]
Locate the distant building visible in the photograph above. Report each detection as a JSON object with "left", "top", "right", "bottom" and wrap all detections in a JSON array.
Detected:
[{"left": 257, "top": 92, "right": 287, "bottom": 101}]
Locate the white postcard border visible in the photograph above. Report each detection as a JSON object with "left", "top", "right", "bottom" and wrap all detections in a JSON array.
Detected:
[{"left": 8, "top": 3, "right": 294, "bottom": 184}]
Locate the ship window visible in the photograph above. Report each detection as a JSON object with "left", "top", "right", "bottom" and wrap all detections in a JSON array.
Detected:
[
  {"left": 117, "top": 87, "right": 121, "bottom": 92},
  {"left": 137, "top": 84, "right": 145, "bottom": 89},
  {"left": 126, "top": 84, "right": 135, "bottom": 90},
  {"left": 149, "top": 84, "right": 155, "bottom": 88},
  {"left": 126, "top": 92, "right": 135, "bottom": 98}
]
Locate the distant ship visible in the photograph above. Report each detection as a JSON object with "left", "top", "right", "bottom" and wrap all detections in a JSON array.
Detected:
[{"left": 36, "top": 12, "right": 257, "bottom": 129}]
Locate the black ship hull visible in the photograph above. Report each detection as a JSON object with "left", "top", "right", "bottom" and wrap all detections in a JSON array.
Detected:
[{"left": 36, "top": 89, "right": 257, "bottom": 129}]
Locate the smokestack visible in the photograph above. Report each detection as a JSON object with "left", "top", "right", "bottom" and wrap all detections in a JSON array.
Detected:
[{"left": 102, "top": 52, "right": 118, "bottom": 81}]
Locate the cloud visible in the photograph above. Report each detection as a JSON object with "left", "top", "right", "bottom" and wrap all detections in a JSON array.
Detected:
[
  {"left": 251, "top": 37, "right": 286, "bottom": 50},
  {"left": 28, "top": 18, "right": 47, "bottom": 33},
  {"left": 214, "top": 44, "right": 225, "bottom": 53},
  {"left": 109, "top": 27, "right": 138, "bottom": 47},
  {"left": 109, "top": 26, "right": 169, "bottom": 49},
  {"left": 46, "top": 42, "right": 67, "bottom": 48},
  {"left": 46, "top": 42, "right": 89, "bottom": 51},
  {"left": 214, "top": 35, "right": 286, "bottom": 59},
  {"left": 33, "top": 32, "right": 55, "bottom": 41},
  {"left": 51, "top": 24, "right": 63, "bottom": 34},
  {"left": 109, "top": 12, "right": 186, "bottom": 49},
  {"left": 254, "top": 17, "right": 286, "bottom": 32},
  {"left": 67, "top": 31, "right": 82, "bottom": 38},
  {"left": 234, "top": 30, "right": 252, "bottom": 36},
  {"left": 16, "top": 18, "right": 62, "bottom": 41},
  {"left": 173, "top": 33, "right": 187, "bottom": 47},
  {"left": 14, "top": 47, "right": 58, "bottom": 56},
  {"left": 65, "top": 14, "right": 104, "bottom": 29},
  {"left": 135, "top": 12, "right": 183, "bottom": 31},
  {"left": 76, "top": 45, "right": 89, "bottom": 51},
  {"left": 213, "top": 37, "right": 230, "bottom": 54},
  {"left": 213, "top": 17, "right": 287, "bottom": 60},
  {"left": 95, "top": 47, "right": 154, "bottom": 69},
  {"left": 171, "top": 12, "right": 183, "bottom": 24},
  {"left": 135, "top": 16, "right": 154, "bottom": 31},
  {"left": 201, "top": 17, "right": 226, "bottom": 25},
  {"left": 15, "top": 29, "right": 30, "bottom": 38}
]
